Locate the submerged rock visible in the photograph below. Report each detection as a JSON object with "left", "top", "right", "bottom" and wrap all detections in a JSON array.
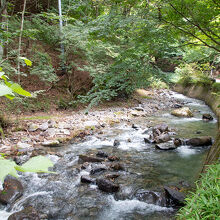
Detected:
[
  {"left": 171, "top": 107, "right": 193, "bottom": 117},
  {"left": 113, "top": 139, "right": 120, "bottom": 147},
  {"left": 110, "top": 163, "right": 125, "bottom": 171},
  {"left": 8, "top": 206, "right": 40, "bottom": 220},
  {"left": 185, "top": 136, "right": 212, "bottom": 147},
  {"left": 0, "top": 177, "right": 23, "bottom": 205},
  {"left": 202, "top": 114, "right": 213, "bottom": 121},
  {"left": 135, "top": 190, "right": 167, "bottom": 207},
  {"left": 96, "top": 178, "right": 119, "bottom": 193},
  {"left": 96, "top": 151, "right": 108, "bottom": 158},
  {"left": 164, "top": 186, "right": 185, "bottom": 207},
  {"left": 78, "top": 155, "right": 105, "bottom": 163}
]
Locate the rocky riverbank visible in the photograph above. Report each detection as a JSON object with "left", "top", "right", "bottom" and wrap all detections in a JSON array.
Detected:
[{"left": 0, "top": 89, "right": 182, "bottom": 160}]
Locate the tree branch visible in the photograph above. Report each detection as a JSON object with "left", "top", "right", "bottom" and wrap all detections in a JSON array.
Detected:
[
  {"left": 161, "top": 18, "right": 220, "bottom": 52},
  {"left": 169, "top": 3, "right": 220, "bottom": 47}
]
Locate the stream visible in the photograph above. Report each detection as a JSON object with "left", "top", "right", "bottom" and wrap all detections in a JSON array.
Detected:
[{"left": 0, "top": 92, "right": 217, "bottom": 220}]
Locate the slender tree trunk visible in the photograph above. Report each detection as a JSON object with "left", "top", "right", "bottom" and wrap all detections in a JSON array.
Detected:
[{"left": 17, "top": 0, "right": 26, "bottom": 84}]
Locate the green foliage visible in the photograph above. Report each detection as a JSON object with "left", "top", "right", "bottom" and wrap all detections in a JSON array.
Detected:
[
  {"left": 176, "top": 63, "right": 213, "bottom": 87},
  {"left": 0, "top": 156, "right": 55, "bottom": 184},
  {"left": 212, "top": 82, "right": 220, "bottom": 93},
  {"left": 30, "top": 51, "right": 57, "bottom": 83},
  {"left": 177, "top": 163, "right": 220, "bottom": 220}
]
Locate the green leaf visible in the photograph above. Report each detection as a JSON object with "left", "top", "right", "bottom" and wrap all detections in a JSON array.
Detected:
[
  {"left": 17, "top": 156, "right": 55, "bottom": 173},
  {"left": 10, "top": 83, "right": 31, "bottom": 97},
  {"left": 0, "top": 84, "right": 14, "bottom": 97},
  {"left": 0, "top": 159, "right": 18, "bottom": 183},
  {"left": 19, "top": 57, "right": 32, "bottom": 66}
]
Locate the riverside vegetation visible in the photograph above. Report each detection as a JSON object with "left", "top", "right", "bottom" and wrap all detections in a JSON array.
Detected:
[{"left": 0, "top": 0, "right": 219, "bottom": 219}]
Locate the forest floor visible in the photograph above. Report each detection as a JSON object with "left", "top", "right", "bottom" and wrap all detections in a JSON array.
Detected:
[{"left": 0, "top": 88, "right": 182, "bottom": 160}]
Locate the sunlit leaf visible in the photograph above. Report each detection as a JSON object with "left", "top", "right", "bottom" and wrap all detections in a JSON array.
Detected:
[
  {"left": 10, "top": 83, "right": 32, "bottom": 97},
  {"left": 0, "top": 84, "right": 14, "bottom": 97},
  {"left": 17, "top": 156, "right": 55, "bottom": 173},
  {"left": 0, "top": 159, "right": 18, "bottom": 183},
  {"left": 19, "top": 57, "right": 32, "bottom": 66}
]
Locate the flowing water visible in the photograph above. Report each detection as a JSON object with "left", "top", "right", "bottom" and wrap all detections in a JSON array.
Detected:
[{"left": 0, "top": 92, "right": 217, "bottom": 220}]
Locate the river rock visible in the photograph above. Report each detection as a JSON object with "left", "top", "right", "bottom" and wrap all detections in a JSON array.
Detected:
[
  {"left": 48, "top": 120, "right": 57, "bottom": 128},
  {"left": 135, "top": 190, "right": 167, "bottom": 207},
  {"left": 96, "top": 151, "right": 108, "bottom": 158},
  {"left": 185, "top": 136, "right": 212, "bottom": 147},
  {"left": 171, "top": 107, "right": 193, "bottom": 117},
  {"left": 0, "top": 177, "right": 23, "bottom": 205},
  {"left": 110, "top": 163, "right": 125, "bottom": 171},
  {"left": 153, "top": 124, "right": 169, "bottom": 133},
  {"left": 78, "top": 155, "right": 104, "bottom": 163},
  {"left": 155, "top": 142, "right": 177, "bottom": 150},
  {"left": 42, "top": 140, "right": 60, "bottom": 147},
  {"left": 155, "top": 133, "right": 171, "bottom": 144},
  {"left": 113, "top": 139, "right": 120, "bottom": 147},
  {"left": 39, "top": 122, "right": 49, "bottom": 131},
  {"left": 202, "top": 114, "right": 213, "bottom": 121},
  {"left": 132, "top": 124, "right": 138, "bottom": 129},
  {"left": 173, "top": 103, "right": 183, "bottom": 108},
  {"left": 105, "top": 174, "right": 120, "bottom": 180},
  {"left": 17, "top": 142, "right": 32, "bottom": 149},
  {"left": 164, "top": 186, "right": 185, "bottom": 207},
  {"left": 8, "top": 206, "right": 40, "bottom": 220},
  {"left": 173, "top": 138, "right": 183, "bottom": 147},
  {"left": 28, "top": 123, "right": 39, "bottom": 132},
  {"left": 108, "top": 155, "right": 120, "bottom": 161},
  {"left": 96, "top": 178, "right": 119, "bottom": 193},
  {"left": 81, "top": 175, "right": 95, "bottom": 184},
  {"left": 90, "top": 164, "right": 107, "bottom": 174}
]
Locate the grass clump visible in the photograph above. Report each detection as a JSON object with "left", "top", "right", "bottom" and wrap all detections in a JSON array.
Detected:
[{"left": 177, "top": 163, "right": 220, "bottom": 220}]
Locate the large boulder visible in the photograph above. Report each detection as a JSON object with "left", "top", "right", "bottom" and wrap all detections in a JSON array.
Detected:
[
  {"left": 0, "top": 177, "right": 23, "bottom": 205},
  {"left": 96, "top": 178, "right": 119, "bottom": 193},
  {"left": 8, "top": 206, "right": 40, "bottom": 220},
  {"left": 185, "top": 136, "right": 212, "bottom": 147},
  {"left": 171, "top": 107, "right": 193, "bottom": 117},
  {"left": 164, "top": 186, "right": 185, "bottom": 207}
]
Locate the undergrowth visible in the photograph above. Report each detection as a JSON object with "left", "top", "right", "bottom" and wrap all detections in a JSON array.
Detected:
[{"left": 177, "top": 163, "right": 220, "bottom": 220}]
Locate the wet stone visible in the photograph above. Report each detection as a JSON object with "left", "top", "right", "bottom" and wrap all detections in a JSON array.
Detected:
[
  {"left": 202, "top": 114, "right": 213, "bottom": 121},
  {"left": 155, "top": 142, "right": 177, "bottom": 150},
  {"left": 8, "top": 206, "right": 40, "bottom": 220},
  {"left": 96, "top": 178, "right": 119, "bottom": 193},
  {"left": 164, "top": 186, "right": 185, "bottom": 207},
  {"left": 96, "top": 151, "right": 108, "bottom": 158},
  {"left": 81, "top": 175, "right": 95, "bottom": 184},
  {"left": 108, "top": 155, "right": 120, "bottom": 162},
  {"left": 113, "top": 139, "right": 120, "bottom": 147},
  {"left": 78, "top": 155, "right": 105, "bottom": 163},
  {"left": 90, "top": 164, "right": 107, "bottom": 175},
  {"left": 110, "top": 163, "right": 125, "bottom": 171},
  {"left": 0, "top": 177, "right": 23, "bottom": 205},
  {"left": 134, "top": 190, "right": 167, "bottom": 207}
]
